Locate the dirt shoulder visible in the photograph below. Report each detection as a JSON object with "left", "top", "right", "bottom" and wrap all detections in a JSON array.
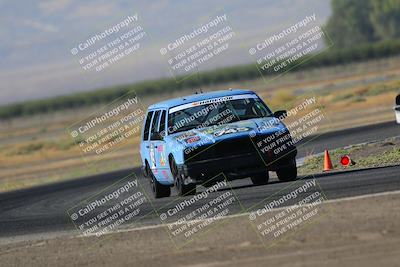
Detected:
[
  {"left": 1, "top": 191, "right": 399, "bottom": 267},
  {"left": 299, "top": 136, "right": 400, "bottom": 176}
]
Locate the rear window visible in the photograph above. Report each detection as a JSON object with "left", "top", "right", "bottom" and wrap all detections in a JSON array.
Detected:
[
  {"left": 159, "top": 110, "right": 166, "bottom": 137},
  {"left": 150, "top": 110, "right": 161, "bottom": 140},
  {"left": 142, "top": 111, "right": 154, "bottom": 141}
]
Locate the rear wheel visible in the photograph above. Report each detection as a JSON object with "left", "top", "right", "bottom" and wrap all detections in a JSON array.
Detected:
[
  {"left": 148, "top": 165, "right": 171, "bottom": 198},
  {"left": 250, "top": 171, "right": 269, "bottom": 185},
  {"left": 276, "top": 161, "right": 297, "bottom": 182},
  {"left": 170, "top": 156, "right": 196, "bottom": 196}
]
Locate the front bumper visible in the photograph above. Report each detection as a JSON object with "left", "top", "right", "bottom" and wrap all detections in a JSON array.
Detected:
[
  {"left": 395, "top": 105, "right": 400, "bottom": 124},
  {"left": 179, "top": 147, "right": 297, "bottom": 181}
]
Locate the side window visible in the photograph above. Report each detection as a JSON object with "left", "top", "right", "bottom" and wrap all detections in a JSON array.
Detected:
[
  {"left": 143, "top": 111, "right": 154, "bottom": 141},
  {"left": 159, "top": 110, "right": 166, "bottom": 139},
  {"left": 150, "top": 110, "right": 161, "bottom": 140}
]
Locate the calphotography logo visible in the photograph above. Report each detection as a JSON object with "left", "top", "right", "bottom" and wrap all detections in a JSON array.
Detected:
[
  {"left": 69, "top": 13, "right": 148, "bottom": 74},
  {"left": 67, "top": 174, "right": 150, "bottom": 238},
  {"left": 154, "top": 174, "right": 245, "bottom": 248},
  {"left": 248, "top": 178, "right": 330, "bottom": 248},
  {"left": 67, "top": 91, "right": 146, "bottom": 165},
  {"left": 248, "top": 13, "right": 334, "bottom": 82},
  {"left": 159, "top": 12, "right": 236, "bottom": 81}
]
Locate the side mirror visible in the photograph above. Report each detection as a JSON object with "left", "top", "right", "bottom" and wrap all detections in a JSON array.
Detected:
[
  {"left": 151, "top": 132, "right": 162, "bottom": 140},
  {"left": 274, "top": 110, "right": 287, "bottom": 119}
]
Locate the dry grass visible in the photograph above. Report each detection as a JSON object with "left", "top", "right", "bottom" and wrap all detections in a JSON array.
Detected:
[{"left": 299, "top": 137, "right": 400, "bottom": 175}]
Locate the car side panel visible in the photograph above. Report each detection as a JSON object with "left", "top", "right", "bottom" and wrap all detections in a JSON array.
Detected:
[
  {"left": 140, "top": 110, "right": 153, "bottom": 172},
  {"left": 149, "top": 110, "right": 174, "bottom": 185}
]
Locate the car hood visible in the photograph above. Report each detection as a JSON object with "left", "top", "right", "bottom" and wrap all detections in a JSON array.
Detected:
[{"left": 165, "top": 117, "right": 286, "bottom": 148}]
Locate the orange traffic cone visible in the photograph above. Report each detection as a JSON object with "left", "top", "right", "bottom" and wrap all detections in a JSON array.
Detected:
[{"left": 323, "top": 150, "right": 333, "bottom": 171}]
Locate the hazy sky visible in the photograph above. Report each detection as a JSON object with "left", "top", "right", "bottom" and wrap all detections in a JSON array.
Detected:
[{"left": 0, "top": 0, "right": 331, "bottom": 105}]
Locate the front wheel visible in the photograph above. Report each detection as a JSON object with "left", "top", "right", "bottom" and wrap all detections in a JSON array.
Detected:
[
  {"left": 148, "top": 165, "right": 171, "bottom": 198},
  {"left": 175, "top": 175, "right": 196, "bottom": 196},
  {"left": 170, "top": 156, "right": 196, "bottom": 196},
  {"left": 276, "top": 161, "right": 297, "bottom": 182}
]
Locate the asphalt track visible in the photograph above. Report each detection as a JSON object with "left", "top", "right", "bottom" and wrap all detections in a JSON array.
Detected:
[{"left": 0, "top": 121, "right": 398, "bottom": 239}]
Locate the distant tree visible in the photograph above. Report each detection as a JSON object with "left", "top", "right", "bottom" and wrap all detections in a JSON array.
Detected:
[
  {"left": 325, "top": 0, "right": 400, "bottom": 47},
  {"left": 370, "top": 0, "right": 400, "bottom": 40},
  {"left": 325, "top": 0, "right": 376, "bottom": 47}
]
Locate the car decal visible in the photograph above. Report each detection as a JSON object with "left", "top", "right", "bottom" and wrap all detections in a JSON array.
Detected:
[
  {"left": 169, "top": 94, "right": 258, "bottom": 113},
  {"left": 150, "top": 143, "right": 156, "bottom": 169},
  {"left": 175, "top": 131, "right": 196, "bottom": 141},
  {"left": 185, "top": 136, "right": 201, "bottom": 143},
  {"left": 214, "top": 127, "right": 251, "bottom": 137},
  {"left": 160, "top": 152, "right": 166, "bottom": 166},
  {"left": 162, "top": 170, "right": 169, "bottom": 179}
]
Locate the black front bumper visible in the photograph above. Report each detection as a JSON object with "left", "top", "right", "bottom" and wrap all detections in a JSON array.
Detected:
[{"left": 179, "top": 147, "right": 297, "bottom": 181}]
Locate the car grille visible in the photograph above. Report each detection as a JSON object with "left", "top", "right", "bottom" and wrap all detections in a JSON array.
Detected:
[{"left": 184, "top": 137, "right": 257, "bottom": 162}]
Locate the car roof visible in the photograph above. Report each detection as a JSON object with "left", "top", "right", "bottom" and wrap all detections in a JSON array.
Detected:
[{"left": 147, "top": 89, "right": 257, "bottom": 110}]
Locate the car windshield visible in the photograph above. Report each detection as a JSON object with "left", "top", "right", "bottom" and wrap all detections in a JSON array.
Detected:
[{"left": 168, "top": 96, "right": 272, "bottom": 134}]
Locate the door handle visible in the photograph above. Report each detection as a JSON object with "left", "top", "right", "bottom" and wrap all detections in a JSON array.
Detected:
[{"left": 145, "top": 146, "right": 149, "bottom": 148}]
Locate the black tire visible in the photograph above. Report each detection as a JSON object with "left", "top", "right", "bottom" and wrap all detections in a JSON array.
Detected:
[
  {"left": 148, "top": 165, "right": 171, "bottom": 198},
  {"left": 176, "top": 175, "right": 196, "bottom": 196},
  {"left": 170, "top": 156, "right": 196, "bottom": 196},
  {"left": 250, "top": 171, "right": 269, "bottom": 185},
  {"left": 276, "top": 161, "right": 297, "bottom": 182}
]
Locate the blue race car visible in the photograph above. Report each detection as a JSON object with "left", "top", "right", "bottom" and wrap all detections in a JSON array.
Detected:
[{"left": 140, "top": 89, "right": 297, "bottom": 198}]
